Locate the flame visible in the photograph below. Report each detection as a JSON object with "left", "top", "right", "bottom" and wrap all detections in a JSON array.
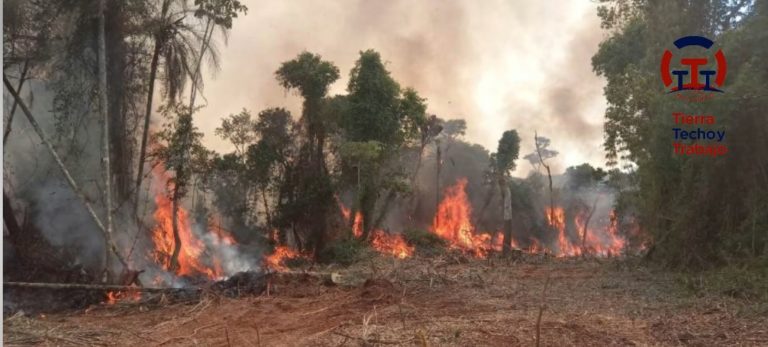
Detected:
[
  {"left": 337, "top": 197, "right": 364, "bottom": 238},
  {"left": 149, "top": 165, "right": 238, "bottom": 280},
  {"left": 352, "top": 212, "right": 363, "bottom": 238},
  {"left": 371, "top": 230, "right": 414, "bottom": 259},
  {"left": 541, "top": 207, "right": 630, "bottom": 257},
  {"left": 103, "top": 290, "right": 141, "bottom": 305},
  {"left": 431, "top": 178, "right": 493, "bottom": 258},
  {"left": 546, "top": 207, "right": 582, "bottom": 257},
  {"left": 264, "top": 245, "right": 303, "bottom": 271}
]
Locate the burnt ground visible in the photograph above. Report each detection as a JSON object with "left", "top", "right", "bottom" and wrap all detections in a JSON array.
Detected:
[{"left": 4, "top": 255, "right": 768, "bottom": 346}]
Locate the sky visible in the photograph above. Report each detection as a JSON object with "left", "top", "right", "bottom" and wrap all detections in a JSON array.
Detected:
[{"left": 194, "top": 0, "right": 608, "bottom": 177}]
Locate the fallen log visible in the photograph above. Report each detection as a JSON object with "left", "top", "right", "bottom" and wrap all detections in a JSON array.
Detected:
[{"left": 3, "top": 281, "right": 200, "bottom": 293}]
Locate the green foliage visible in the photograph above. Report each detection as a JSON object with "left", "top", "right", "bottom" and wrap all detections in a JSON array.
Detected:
[
  {"left": 494, "top": 130, "right": 521, "bottom": 175},
  {"left": 403, "top": 229, "right": 446, "bottom": 255},
  {"left": 215, "top": 108, "right": 257, "bottom": 156},
  {"left": 275, "top": 52, "right": 340, "bottom": 101},
  {"left": 318, "top": 237, "right": 371, "bottom": 265},
  {"left": 676, "top": 261, "right": 768, "bottom": 312},
  {"left": 593, "top": 0, "right": 768, "bottom": 269},
  {"left": 194, "top": 0, "right": 248, "bottom": 29},
  {"left": 339, "top": 141, "right": 383, "bottom": 164},
  {"left": 154, "top": 103, "right": 208, "bottom": 195},
  {"left": 565, "top": 163, "right": 607, "bottom": 191},
  {"left": 344, "top": 49, "right": 403, "bottom": 147}
]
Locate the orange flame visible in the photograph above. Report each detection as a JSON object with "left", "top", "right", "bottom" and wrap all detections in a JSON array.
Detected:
[
  {"left": 371, "top": 230, "right": 414, "bottom": 259},
  {"left": 149, "top": 165, "right": 237, "bottom": 280},
  {"left": 338, "top": 197, "right": 364, "bottom": 238},
  {"left": 431, "top": 178, "right": 493, "bottom": 258},
  {"left": 264, "top": 245, "right": 303, "bottom": 272},
  {"left": 103, "top": 290, "right": 141, "bottom": 305}
]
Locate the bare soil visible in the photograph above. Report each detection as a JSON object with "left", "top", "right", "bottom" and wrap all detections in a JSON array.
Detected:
[{"left": 4, "top": 255, "right": 768, "bottom": 346}]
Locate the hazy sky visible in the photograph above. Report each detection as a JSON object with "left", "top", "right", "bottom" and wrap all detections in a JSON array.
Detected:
[{"left": 194, "top": 0, "right": 608, "bottom": 176}]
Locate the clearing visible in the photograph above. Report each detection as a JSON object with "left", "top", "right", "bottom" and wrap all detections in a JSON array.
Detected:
[{"left": 4, "top": 255, "right": 767, "bottom": 346}]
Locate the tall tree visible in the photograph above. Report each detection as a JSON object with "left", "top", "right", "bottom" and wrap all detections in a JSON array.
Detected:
[
  {"left": 340, "top": 50, "right": 424, "bottom": 236},
  {"left": 275, "top": 51, "right": 339, "bottom": 255},
  {"left": 134, "top": 0, "right": 203, "bottom": 214},
  {"left": 491, "top": 130, "right": 520, "bottom": 254},
  {"left": 166, "top": 0, "right": 247, "bottom": 271}
]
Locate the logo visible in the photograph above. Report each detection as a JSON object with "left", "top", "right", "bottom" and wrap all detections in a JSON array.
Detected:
[{"left": 660, "top": 36, "right": 727, "bottom": 101}]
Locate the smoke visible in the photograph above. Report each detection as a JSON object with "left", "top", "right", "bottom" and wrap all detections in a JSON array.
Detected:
[
  {"left": 197, "top": 0, "right": 608, "bottom": 177},
  {"left": 4, "top": 78, "right": 113, "bottom": 271}
]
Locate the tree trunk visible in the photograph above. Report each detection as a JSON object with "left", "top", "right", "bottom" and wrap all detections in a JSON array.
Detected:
[
  {"left": 169, "top": 18, "right": 213, "bottom": 270},
  {"left": 501, "top": 178, "right": 513, "bottom": 255},
  {"left": 535, "top": 132, "right": 555, "bottom": 232},
  {"left": 261, "top": 186, "right": 272, "bottom": 227},
  {"left": 134, "top": 39, "right": 162, "bottom": 215},
  {"left": 170, "top": 183, "right": 183, "bottom": 271},
  {"left": 98, "top": 0, "right": 116, "bottom": 282},
  {"left": 2, "top": 76, "right": 128, "bottom": 271},
  {"left": 407, "top": 143, "right": 427, "bottom": 226},
  {"left": 581, "top": 198, "right": 599, "bottom": 254},
  {"left": 435, "top": 141, "right": 442, "bottom": 222}
]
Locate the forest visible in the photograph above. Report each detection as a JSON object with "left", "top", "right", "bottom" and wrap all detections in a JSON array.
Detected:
[{"left": 2, "top": 0, "right": 767, "bottom": 345}]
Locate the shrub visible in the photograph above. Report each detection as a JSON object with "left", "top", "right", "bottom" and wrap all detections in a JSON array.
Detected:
[
  {"left": 403, "top": 229, "right": 446, "bottom": 255},
  {"left": 318, "top": 237, "right": 371, "bottom": 265}
]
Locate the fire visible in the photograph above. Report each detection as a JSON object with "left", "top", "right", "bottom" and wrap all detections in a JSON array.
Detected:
[
  {"left": 337, "top": 197, "right": 364, "bottom": 238},
  {"left": 541, "top": 206, "right": 629, "bottom": 257},
  {"left": 264, "top": 245, "right": 303, "bottom": 272},
  {"left": 352, "top": 212, "right": 363, "bottom": 238},
  {"left": 149, "top": 165, "right": 238, "bottom": 280},
  {"left": 103, "top": 290, "right": 141, "bottom": 305},
  {"left": 431, "top": 178, "right": 493, "bottom": 258},
  {"left": 370, "top": 230, "right": 414, "bottom": 259},
  {"left": 546, "top": 207, "right": 582, "bottom": 257},
  {"left": 338, "top": 198, "right": 412, "bottom": 259}
]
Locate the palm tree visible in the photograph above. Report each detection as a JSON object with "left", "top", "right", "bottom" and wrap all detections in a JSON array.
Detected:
[
  {"left": 134, "top": 0, "right": 207, "bottom": 215},
  {"left": 167, "top": 0, "right": 246, "bottom": 271}
]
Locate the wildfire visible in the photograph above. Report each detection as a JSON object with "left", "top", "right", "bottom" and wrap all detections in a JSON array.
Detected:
[
  {"left": 337, "top": 197, "right": 363, "bottom": 238},
  {"left": 149, "top": 165, "right": 238, "bottom": 280},
  {"left": 542, "top": 206, "right": 629, "bottom": 257},
  {"left": 264, "top": 245, "right": 303, "bottom": 272},
  {"left": 431, "top": 178, "right": 493, "bottom": 258},
  {"left": 338, "top": 198, "right": 413, "bottom": 259},
  {"left": 103, "top": 290, "right": 141, "bottom": 305},
  {"left": 371, "top": 230, "right": 414, "bottom": 259}
]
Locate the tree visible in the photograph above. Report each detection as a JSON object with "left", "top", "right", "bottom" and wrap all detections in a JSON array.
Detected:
[
  {"left": 565, "top": 163, "right": 606, "bottom": 191},
  {"left": 275, "top": 52, "right": 339, "bottom": 255},
  {"left": 247, "top": 107, "right": 295, "bottom": 230},
  {"left": 165, "top": 0, "right": 246, "bottom": 270},
  {"left": 216, "top": 109, "right": 257, "bottom": 157},
  {"left": 340, "top": 50, "right": 423, "bottom": 236},
  {"left": 491, "top": 130, "right": 520, "bottom": 254},
  {"left": 153, "top": 102, "right": 207, "bottom": 271},
  {"left": 592, "top": 0, "right": 767, "bottom": 268},
  {"left": 135, "top": 0, "right": 207, "bottom": 214}
]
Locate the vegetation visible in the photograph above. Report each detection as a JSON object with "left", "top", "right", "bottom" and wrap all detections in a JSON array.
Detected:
[{"left": 593, "top": 0, "right": 768, "bottom": 269}]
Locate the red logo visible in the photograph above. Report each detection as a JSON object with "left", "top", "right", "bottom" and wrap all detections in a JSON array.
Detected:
[{"left": 661, "top": 36, "right": 726, "bottom": 102}]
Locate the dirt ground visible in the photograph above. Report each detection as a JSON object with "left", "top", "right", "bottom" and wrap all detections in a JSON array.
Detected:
[{"left": 4, "top": 255, "right": 768, "bottom": 346}]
